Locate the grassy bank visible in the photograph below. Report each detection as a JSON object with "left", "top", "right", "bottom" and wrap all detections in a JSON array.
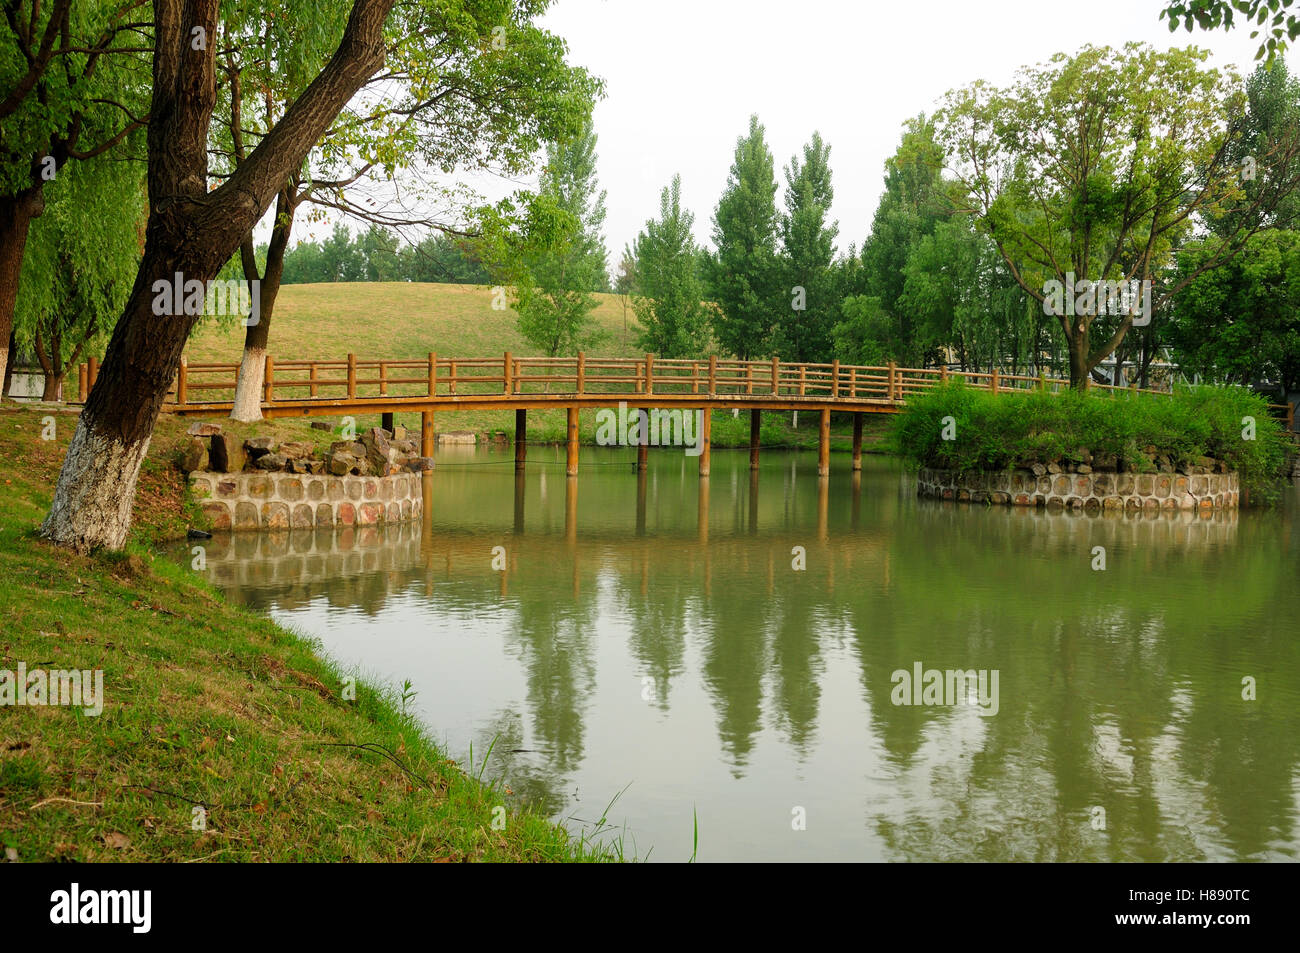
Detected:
[
  {"left": 890, "top": 382, "right": 1294, "bottom": 501},
  {"left": 0, "top": 403, "right": 617, "bottom": 861}
]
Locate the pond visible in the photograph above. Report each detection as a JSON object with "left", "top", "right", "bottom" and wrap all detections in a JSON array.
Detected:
[{"left": 176, "top": 440, "right": 1300, "bottom": 862}]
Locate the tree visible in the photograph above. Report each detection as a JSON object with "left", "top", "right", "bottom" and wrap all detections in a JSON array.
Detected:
[
  {"left": 214, "top": 0, "right": 598, "bottom": 419},
  {"left": 614, "top": 246, "right": 636, "bottom": 344},
  {"left": 14, "top": 148, "right": 145, "bottom": 400},
  {"left": 0, "top": 0, "right": 149, "bottom": 390},
  {"left": 41, "top": 0, "right": 401, "bottom": 552},
  {"left": 499, "top": 118, "right": 609, "bottom": 356},
  {"left": 935, "top": 44, "right": 1300, "bottom": 389},
  {"left": 774, "top": 132, "right": 838, "bottom": 363},
  {"left": 707, "top": 114, "right": 779, "bottom": 360},
  {"left": 1166, "top": 228, "right": 1300, "bottom": 394},
  {"left": 631, "top": 175, "right": 708, "bottom": 358},
  {"left": 1160, "top": 0, "right": 1300, "bottom": 62}
]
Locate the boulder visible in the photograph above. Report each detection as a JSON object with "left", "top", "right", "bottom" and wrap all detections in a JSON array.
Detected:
[
  {"left": 279, "top": 441, "right": 314, "bottom": 460},
  {"left": 208, "top": 433, "right": 246, "bottom": 473},
  {"left": 245, "top": 436, "right": 275, "bottom": 459},
  {"left": 253, "top": 452, "right": 289, "bottom": 471},
  {"left": 405, "top": 456, "right": 435, "bottom": 472},
  {"left": 187, "top": 421, "right": 223, "bottom": 437},
  {"left": 180, "top": 437, "right": 207, "bottom": 473},
  {"left": 311, "top": 421, "right": 332, "bottom": 431},
  {"left": 392, "top": 425, "right": 408, "bottom": 440},
  {"left": 329, "top": 440, "right": 366, "bottom": 456}
]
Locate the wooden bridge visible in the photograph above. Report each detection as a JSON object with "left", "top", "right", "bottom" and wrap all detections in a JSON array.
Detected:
[{"left": 73, "top": 351, "right": 1295, "bottom": 476}]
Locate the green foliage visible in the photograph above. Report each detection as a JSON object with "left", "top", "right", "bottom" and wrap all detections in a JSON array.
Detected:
[
  {"left": 706, "top": 115, "right": 780, "bottom": 359},
  {"left": 631, "top": 175, "right": 709, "bottom": 358},
  {"left": 774, "top": 132, "right": 838, "bottom": 362},
  {"left": 1160, "top": 0, "right": 1300, "bottom": 62},
  {"left": 891, "top": 381, "right": 1293, "bottom": 500},
  {"left": 14, "top": 150, "right": 145, "bottom": 380},
  {"left": 1167, "top": 229, "right": 1300, "bottom": 393}
]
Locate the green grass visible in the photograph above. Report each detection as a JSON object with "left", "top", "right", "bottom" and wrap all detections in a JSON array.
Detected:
[
  {"left": 889, "top": 381, "right": 1295, "bottom": 502},
  {"left": 0, "top": 403, "right": 620, "bottom": 862}
]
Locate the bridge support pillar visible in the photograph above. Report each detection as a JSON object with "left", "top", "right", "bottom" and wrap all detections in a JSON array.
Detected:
[
  {"left": 515, "top": 409, "right": 526, "bottom": 471},
  {"left": 698, "top": 408, "right": 711, "bottom": 477},
  {"left": 818, "top": 408, "right": 831, "bottom": 477},
  {"left": 750, "top": 409, "right": 761, "bottom": 470},
  {"left": 852, "top": 413, "right": 863, "bottom": 471},
  {"left": 566, "top": 407, "right": 579, "bottom": 476},
  {"left": 421, "top": 411, "right": 434, "bottom": 458}
]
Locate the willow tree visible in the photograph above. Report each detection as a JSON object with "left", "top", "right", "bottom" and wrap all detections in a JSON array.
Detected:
[
  {"left": 934, "top": 44, "right": 1300, "bottom": 389},
  {"left": 0, "top": 0, "right": 149, "bottom": 390},
  {"left": 41, "top": 0, "right": 399, "bottom": 552},
  {"left": 214, "top": 0, "right": 598, "bottom": 420}
]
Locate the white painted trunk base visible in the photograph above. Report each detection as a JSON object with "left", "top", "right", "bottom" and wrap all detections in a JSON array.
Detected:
[
  {"left": 41, "top": 414, "right": 151, "bottom": 553},
  {"left": 230, "top": 346, "right": 266, "bottom": 422}
]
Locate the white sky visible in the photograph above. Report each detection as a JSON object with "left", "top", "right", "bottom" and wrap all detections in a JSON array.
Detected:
[{"left": 289, "top": 0, "right": 1299, "bottom": 265}]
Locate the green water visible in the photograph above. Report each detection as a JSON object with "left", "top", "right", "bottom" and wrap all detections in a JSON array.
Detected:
[{"left": 182, "top": 442, "right": 1300, "bottom": 862}]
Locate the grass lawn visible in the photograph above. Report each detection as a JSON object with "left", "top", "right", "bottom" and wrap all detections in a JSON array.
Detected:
[{"left": 0, "top": 402, "right": 619, "bottom": 862}]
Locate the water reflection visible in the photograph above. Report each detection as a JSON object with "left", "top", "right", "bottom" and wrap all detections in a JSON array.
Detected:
[{"left": 185, "top": 448, "right": 1300, "bottom": 861}]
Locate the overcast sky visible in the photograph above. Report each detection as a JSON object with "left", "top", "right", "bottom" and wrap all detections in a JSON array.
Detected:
[{"left": 534, "top": 0, "right": 1299, "bottom": 262}]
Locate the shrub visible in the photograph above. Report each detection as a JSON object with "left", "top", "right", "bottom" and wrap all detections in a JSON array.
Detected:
[{"left": 889, "top": 382, "right": 1293, "bottom": 502}]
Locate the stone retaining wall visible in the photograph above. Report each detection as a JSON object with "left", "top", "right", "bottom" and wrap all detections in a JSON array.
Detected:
[
  {"left": 916, "top": 467, "right": 1240, "bottom": 511},
  {"left": 189, "top": 470, "right": 425, "bottom": 531}
]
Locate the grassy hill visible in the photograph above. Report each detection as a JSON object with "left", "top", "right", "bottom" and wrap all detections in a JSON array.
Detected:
[{"left": 184, "top": 281, "right": 642, "bottom": 364}]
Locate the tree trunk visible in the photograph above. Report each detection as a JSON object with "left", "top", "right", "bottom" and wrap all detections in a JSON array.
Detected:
[
  {"left": 41, "top": 0, "right": 396, "bottom": 553},
  {"left": 1067, "top": 329, "right": 1090, "bottom": 391},
  {"left": 0, "top": 189, "right": 43, "bottom": 389},
  {"left": 230, "top": 187, "right": 293, "bottom": 421},
  {"left": 1, "top": 327, "right": 15, "bottom": 398}
]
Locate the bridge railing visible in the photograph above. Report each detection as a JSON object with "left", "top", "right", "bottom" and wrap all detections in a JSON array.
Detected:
[{"left": 66, "top": 351, "right": 1294, "bottom": 432}]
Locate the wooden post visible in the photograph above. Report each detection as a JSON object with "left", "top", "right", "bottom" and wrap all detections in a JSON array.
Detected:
[
  {"left": 347, "top": 353, "right": 356, "bottom": 399},
  {"left": 379, "top": 360, "right": 388, "bottom": 395},
  {"left": 940, "top": 365, "right": 949, "bottom": 385},
  {"left": 698, "top": 407, "right": 711, "bottom": 477},
  {"left": 799, "top": 365, "right": 807, "bottom": 396},
  {"left": 852, "top": 413, "right": 863, "bottom": 471},
  {"left": 691, "top": 361, "right": 700, "bottom": 394},
  {"left": 503, "top": 351, "right": 512, "bottom": 394},
  {"left": 887, "top": 361, "right": 896, "bottom": 400},
  {"left": 428, "top": 351, "right": 437, "bottom": 396},
  {"left": 991, "top": 367, "right": 999, "bottom": 395},
  {"left": 566, "top": 406, "right": 579, "bottom": 476},
  {"left": 449, "top": 361, "right": 456, "bottom": 394},
  {"left": 707, "top": 355, "right": 717, "bottom": 395},
  {"left": 746, "top": 363, "right": 753, "bottom": 395},
  {"left": 77, "top": 363, "right": 87, "bottom": 402},
  {"left": 818, "top": 408, "right": 830, "bottom": 477},
  {"left": 576, "top": 351, "right": 585, "bottom": 393},
  {"left": 177, "top": 356, "right": 188, "bottom": 405},
  {"left": 831, "top": 359, "right": 839, "bottom": 398},
  {"left": 309, "top": 362, "right": 319, "bottom": 397},
  {"left": 772, "top": 356, "right": 780, "bottom": 395},
  {"left": 88, "top": 356, "right": 99, "bottom": 394},
  {"left": 849, "top": 367, "right": 857, "bottom": 398},
  {"left": 645, "top": 353, "right": 654, "bottom": 395},
  {"left": 750, "top": 409, "right": 761, "bottom": 471},
  {"left": 421, "top": 411, "right": 434, "bottom": 458},
  {"left": 515, "top": 408, "right": 527, "bottom": 471},
  {"left": 263, "top": 354, "right": 275, "bottom": 403}
]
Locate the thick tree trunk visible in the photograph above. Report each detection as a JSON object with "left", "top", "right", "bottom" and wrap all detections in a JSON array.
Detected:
[
  {"left": 0, "top": 189, "right": 43, "bottom": 389},
  {"left": 1067, "top": 330, "right": 1090, "bottom": 391},
  {"left": 41, "top": 373, "right": 63, "bottom": 401},
  {"left": 41, "top": 0, "right": 396, "bottom": 552},
  {"left": 1, "top": 328, "right": 14, "bottom": 398}
]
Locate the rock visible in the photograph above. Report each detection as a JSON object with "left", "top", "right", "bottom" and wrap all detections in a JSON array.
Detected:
[
  {"left": 304, "top": 460, "right": 326, "bottom": 475},
  {"left": 405, "top": 456, "right": 435, "bottom": 472},
  {"left": 1196, "top": 456, "right": 1217, "bottom": 471},
  {"left": 328, "top": 451, "right": 360, "bottom": 476},
  {"left": 1046, "top": 462, "right": 1062, "bottom": 474},
  {"left": 1030, "top": 463, "right": 1047, "bottom": 477},
  {"left": 187, "top": 421, "right": 222, "bottom": 437},
  {"left": 311, "top": 421, "right": 332, "bottom": 431},
  {"left": 254, "top": 452, "right": 289, "bottom": 471},
  {"left": 1074, "top": 447, "right": 1093, "bottom": 464},
  {"left": 179, "top": 437, "right": 207, "bottom": 473},
  {"left": 394, "top": 438, "right": 418, "bottom": 455},
  {"left": 245, "top": 436, "right": 275, "bottom": 459},
  {"left": 279, "top": 441, "right": 314, "bottom": 460},
  {"left": 437, "top": 430, "right": 477, "bottom": 445},
  {"left": 1076, "top": 463, "right": 1092, "bottom": 474},
  {"left": 208, "top": 433, "right": 246, "bottom": 473},
  {"left": 287, "top": 458, "right": 311, "bottom": 474},
  {"left": 330, "top": 440, "right": 366, "bottom": 456},
  {"left": 392, "top": 425, "right": 408, "bottom": 441}
]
